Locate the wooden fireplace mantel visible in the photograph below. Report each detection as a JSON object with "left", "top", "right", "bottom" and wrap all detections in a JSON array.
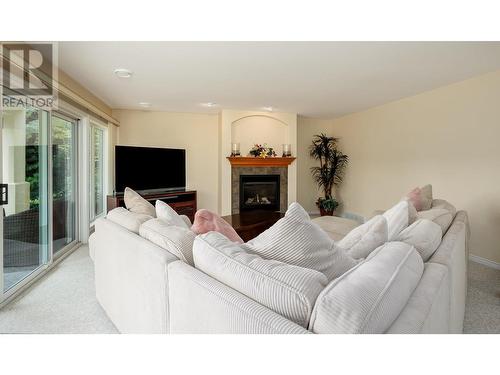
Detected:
[{"left": 227, "top": 156, "right": 296, "bottom": 167}]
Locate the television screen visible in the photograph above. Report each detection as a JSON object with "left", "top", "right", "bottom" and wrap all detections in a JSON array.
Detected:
[{"left": 115, "top": 145, "right": 186, "bottom": 193}]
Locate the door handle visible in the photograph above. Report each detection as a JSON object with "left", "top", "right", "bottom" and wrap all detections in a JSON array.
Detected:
[{"left": 0, "top": 184, "right": 8, "bottom": 205}]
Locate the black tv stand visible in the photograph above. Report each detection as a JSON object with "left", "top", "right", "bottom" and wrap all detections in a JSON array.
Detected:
[{"left": 107, "top": 190, "right": 197, "bottom": 222}]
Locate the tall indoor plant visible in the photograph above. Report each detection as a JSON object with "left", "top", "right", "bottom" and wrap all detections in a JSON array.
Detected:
[{"left": 309, "top": 133, "right": 348, "bottom": 216}]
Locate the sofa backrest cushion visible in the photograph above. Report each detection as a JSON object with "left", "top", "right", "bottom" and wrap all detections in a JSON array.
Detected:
[
  {"left": 337, "top": 215, "right": 388, "bottom": 259},
  {"left": 431, "top": 199, "right": 457, "bottom": 217},
  {"left": 309, "top": 241, "right": 424, "bottom": 334},
  {"left": 193, "top": 231, "right": 328, "bottom": 327},
  {"left": 139, "top": 218, "right": 195, "bottom": 265},
  {"left": 124, "top": 187, "right": 156, "bottom": 217},
  {"left": 107, "top": 207, "right": 153, "bottom": 234},
  {"left": 245, "top": 203, "right": 358, "bottom": 280},
  {"left": 397, "top": 219, "right": 442, "bottom": 261},
  {"left": 417, "top": 208, "right": 453, "bottom": 234},
  {"left": 383, "top": 201, "right": 412, "bottom": 241}
]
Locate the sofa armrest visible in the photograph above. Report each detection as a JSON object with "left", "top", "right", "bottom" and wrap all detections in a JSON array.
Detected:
[
  {"left": 427, "top": 211, "right": 468, "bottom": 333},
  {"left": 93, "top": 218, "right": 179, "bottom": 333},
  {"left": 168, "top": 261, "right": 309, "bottom": 334},
  {"left": 387, "top": 263, "right": 449, "bottom": 333}
]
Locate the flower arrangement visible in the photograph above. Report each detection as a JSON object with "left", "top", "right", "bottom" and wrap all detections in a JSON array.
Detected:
[{"left": 249, "top": 143, "right": 277, "bottom": 158}]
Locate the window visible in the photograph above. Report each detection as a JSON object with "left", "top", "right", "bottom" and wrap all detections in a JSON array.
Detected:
[{"left": 90, "top": 123, "right": 106, "bottom": 222}]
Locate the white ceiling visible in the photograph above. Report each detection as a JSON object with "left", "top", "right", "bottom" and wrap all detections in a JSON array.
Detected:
[{"left": 59, "top": 42, "right": 500, "bottom": 118}]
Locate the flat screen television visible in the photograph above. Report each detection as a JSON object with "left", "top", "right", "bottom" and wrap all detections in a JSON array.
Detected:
[{"left": 115, "top": 145, "right": 186, "bottom": 193}]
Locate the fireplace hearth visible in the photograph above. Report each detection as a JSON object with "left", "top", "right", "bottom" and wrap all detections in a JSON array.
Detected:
[{"left": 240, "top": 175, "right": 280, "bottom": 212}]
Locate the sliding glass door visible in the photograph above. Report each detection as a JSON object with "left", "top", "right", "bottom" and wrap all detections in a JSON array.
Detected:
[
  {"left": 2, "top": 108, "right": 50, "bottom": 293},
  {"left": 51, "top": 113, "right": 77, "bottom": 254},
  {"left": 1, "top": 108, "right": 79, "bottom": 299}
]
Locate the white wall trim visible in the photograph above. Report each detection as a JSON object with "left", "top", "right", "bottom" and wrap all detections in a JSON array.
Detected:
[{"left": 469, "top": 254, "right": 500, "bottom": 270}]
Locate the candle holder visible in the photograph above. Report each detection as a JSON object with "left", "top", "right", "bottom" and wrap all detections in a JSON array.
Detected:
[
  {"left": 282, "top": 144, "right": 292, "bottom": 157},
  {"left": 231, "top": 143, "right": 241, "bottom": 157}
]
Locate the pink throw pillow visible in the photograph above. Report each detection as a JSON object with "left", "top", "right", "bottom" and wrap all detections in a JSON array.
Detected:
[
  {"left": 191, "top": 209, "right": 244, "bottom": 244},
  {"left": 406, "top": 187, "right": 423, "bottom": 211}
]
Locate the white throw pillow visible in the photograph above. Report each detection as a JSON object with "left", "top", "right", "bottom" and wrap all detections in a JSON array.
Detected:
[
  {"left": 139, "top": 218, "right": 195, "bottom": 265},
  {"left": 417, "top": 208, "right": 453, "bottom": 234},
  {"left": 396, "top": 219, "right": 442, "bottom": 261},
  {"left": 420, "top": 184, "right": 433, "bottom": 211},
  {"left": 193, "top": 231, "right": 328, "bottom": 327},
  {"left": 155, "top": 200, "right": 189, "bottom": 229},
  {"left": 309, "top": 241, "right": 424, "bottom": 334},
  {"left": 337, "top": 215, "right": 388, "bottom": 259},
  {"left": 123, "top": 187, "right": 156, "bottom": 217},
  {"left": 383, "top": 201, "right": 411, "bottom": 241},
  {"left": 245, "top": 202, "right": 359, "bottom": 280},
  {"left": 106, "top": 207, "right": 153, "bottom": 233}
]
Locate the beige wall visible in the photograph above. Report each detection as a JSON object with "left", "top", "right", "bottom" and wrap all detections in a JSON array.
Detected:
[
  {"left": 328, "top": 69, "right": 500, "bottom": 264},
  {"left": 113, "top": 110, "right": 219, "bottom": 212},
  {"left": 296, "top": 116, "right": 333, "bottom": 213}
]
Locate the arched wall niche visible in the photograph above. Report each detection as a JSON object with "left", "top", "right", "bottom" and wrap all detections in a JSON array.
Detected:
[{"left": 231, "top": 115, "right": 289, "bottom": 156}]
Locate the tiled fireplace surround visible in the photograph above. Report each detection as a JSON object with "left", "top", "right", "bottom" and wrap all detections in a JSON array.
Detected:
[{"left": 231, "top": 167, "right": 288, "bottom": 214}]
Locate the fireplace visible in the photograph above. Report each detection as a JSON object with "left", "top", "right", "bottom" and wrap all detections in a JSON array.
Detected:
[{"left": 239, "top": 174, "right": 280, "bottom": 212}]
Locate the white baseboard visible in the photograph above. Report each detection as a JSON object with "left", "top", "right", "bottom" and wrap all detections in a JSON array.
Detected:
[{"left": 469, "top": 254, "right": 500, "bottom": 270}]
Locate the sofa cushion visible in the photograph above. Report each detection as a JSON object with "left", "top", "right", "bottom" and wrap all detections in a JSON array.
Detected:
[
  {"left": 106, "top": 207, "right": 153, "bottom": 234},
  {"left": 396, "top": 219, "right": 442, "bottom": 262},
  {"left": 417, "top": 208, "right": 453, "bottom": 234},
  {"left": 155, "top": 200, "right": 189, "bottom": 229},
  {"left": 431, "top": 199, "right": 457, "bottom": 217},
  {"left": 337, "top": 215, "right": 388, "bottom": 259},
  {"left": 245, "top": 203, "right": 359, "bottom": 280},
  {"left": 420, "top": 184, "right": 433, "bottom": 211},
  {"left": 139, "top": 218, "right": 195, "bottom": 265},
  {"left": 124, "top": 187, "right": 156, "bottom": 217},
  {"left": 312, "top": 216, "right": 360, "bottom": 241},
  {"left": 193, "top": 231, "right": 328, "bottom": 327},
  {"left": 191, "top": 209, "right": 243, "bottom": 243},
  {"left": 309, "top": 241, "right": 424, "bottom": 334},
  {"left": 383, "top": 201, "right": 412, "bottom": 241}
]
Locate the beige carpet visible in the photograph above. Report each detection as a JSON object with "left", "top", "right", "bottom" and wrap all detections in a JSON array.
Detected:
[
  {"left": 0, "top": 245, "right": 117, "bottom": 333},
  {"left": 0, "top": 245, "right": 498, "bottom": 334},
  {"left": 463, "top": 260, "right": 500, "bottom": 333}
]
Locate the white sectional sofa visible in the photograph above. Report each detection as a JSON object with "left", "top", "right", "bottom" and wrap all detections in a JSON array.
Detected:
[{"left": 89, "top": 198, "right": 469, "bottom": 334}]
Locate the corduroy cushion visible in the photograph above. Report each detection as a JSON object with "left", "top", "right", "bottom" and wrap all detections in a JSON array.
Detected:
[
  {"left": 245, "top": 203, "right": 359, "bottom": 280},
  {"left": 193, "top": 231, "right": 328, "bottom": 327},
  {"left": 124, "top": 187, "right": 156, "bottom": 217},
  {"left": 397, "top": 219, "right": 442, "bottom": 261},
  {"left": 139, "top": 218, "right": 195, "bottom": 265},
  {"left": 155, "top": 200, "right": 189, "bottom": 229},
  {"left": 417, "top": 208, "right": 453, "bottom": 234},
  {"left": 106, "top": 207, "right": 153, "bottom": 234},
  {"left": 337, "top": 215, "right": 388, "bottom": 259},
  {"left": 309, "top": 241, "right": 424, "bottom": 334},
  {"left": 383, "top": 201, "right": 412, "bottom": 241}
]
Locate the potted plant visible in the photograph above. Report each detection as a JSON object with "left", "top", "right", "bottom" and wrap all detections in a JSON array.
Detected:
[{"left": 309, "top": 133, "right": 348, "bottom": 216}]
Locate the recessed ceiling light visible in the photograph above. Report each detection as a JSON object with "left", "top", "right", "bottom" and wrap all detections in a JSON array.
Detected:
[
  {"left": 263, "top": 106, "right": 273, "bottom": 112},
  {"left": 114, "top": 68, "right": 133, "bottom": 78},
  {"left": 202, "top": 102, "right": 218, "bottom": 108},
  {"left": 139, "top": 102, "right": 152, "bottom": 108}
]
